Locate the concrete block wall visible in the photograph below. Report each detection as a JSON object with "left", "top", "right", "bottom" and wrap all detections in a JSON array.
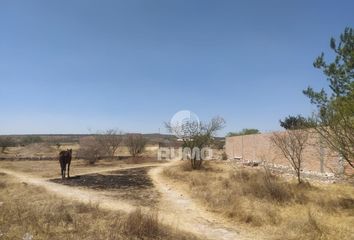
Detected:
[{"left": 225, "top": 131, "right": 353, "bottom": 175}]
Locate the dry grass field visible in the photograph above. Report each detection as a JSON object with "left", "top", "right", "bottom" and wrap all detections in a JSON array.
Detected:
[
  {"left": 0, "top": 158, "right": 251, "bottom": 240},
  {"left": 163, "top": 161, "right": 354, "bottom": 240},
  {"left": 1, "top": 153, "right": 353, "bottom": 240},
  {"left": 0, "top": 172, "right": 199, "bottom": 240}
]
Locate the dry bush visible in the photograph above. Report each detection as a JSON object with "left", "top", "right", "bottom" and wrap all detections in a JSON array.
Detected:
[
  {"left": 229, "top": 169, "right": 293, "bottom": 203},
  {"left": 95, "top": 129, "right": 123, "bottom": 158},
  {"left": 276, "top": 210, "right": 325, "bottom": 240},
  {"left": 271, "top": 130, "right": 309, "bottom": 184},
  {"left": 221, "top": 151, "right": 228, "bottom": 160},
  {"left": 78, "top": 131, "right": 124, "bottom": 164},
  {"left": 77, "top": 136, "right": 102, "bottom": 164},
  {"left": 0, "top": 174, "right": 200, "bottom": 240},
  {"left": 125, "top": 134, "right": 147, "bottom": 160},
  {"left": 123, "top": 208, "right": 159, "bottom": 238},
  {"left": 163, "top": 162, "right": 354, "bottom": 239}
]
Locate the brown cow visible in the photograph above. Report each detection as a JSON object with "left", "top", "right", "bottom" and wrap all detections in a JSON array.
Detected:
[{"left": 59, "top": 149, "right": 72, "bottom": 179}]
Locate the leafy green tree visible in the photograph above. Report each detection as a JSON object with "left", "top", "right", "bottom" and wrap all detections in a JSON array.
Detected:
[
  {"left": 279, "top": 115, "right": 314, "bottom": 130},
  {"left": 226, "top": 128, "right": 260, "bottom": 137},
  {"left": 303, "top": 27, "right": 354, "bottom": 168}
]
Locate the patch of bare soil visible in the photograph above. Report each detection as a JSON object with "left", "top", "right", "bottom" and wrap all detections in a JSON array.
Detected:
[
  {"left": 149, "top": 162, "right": 254, "bottom": 240},
  {"left": 50, "top": 167, "right": 159, "bottom": 206}
]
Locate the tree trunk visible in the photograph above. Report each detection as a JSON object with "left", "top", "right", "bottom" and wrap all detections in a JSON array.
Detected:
[
  {"left": 191, "top": 156, "right": 202, "bottom": 169},
  {"left": 297, "top": 169, "right": 302, "bottom": 184}
]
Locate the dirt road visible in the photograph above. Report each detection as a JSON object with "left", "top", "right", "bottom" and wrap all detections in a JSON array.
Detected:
[{"left": 1, "top": 163, "right": 255, "bottom": 240}]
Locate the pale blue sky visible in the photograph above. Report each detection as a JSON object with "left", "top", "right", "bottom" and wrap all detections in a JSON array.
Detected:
[{"left": 0, "top": 0, "right": 353, "bottom": 135}]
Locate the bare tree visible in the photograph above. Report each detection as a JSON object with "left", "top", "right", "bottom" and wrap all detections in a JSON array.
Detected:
[
  {"left": 270, "top": 130, "right": 309, "bottom": 184},
  {"left": 77, "top": 136, "right": 102, "bottom": 164},
  {"left": 125, "top": 134, "right": 147, "bottom": 159},
  {"left": 166, "top": 116, "right": 225, "bottom": 169},
  {"left": 95, "top": 129, "right": 123, "bottom": 158}
]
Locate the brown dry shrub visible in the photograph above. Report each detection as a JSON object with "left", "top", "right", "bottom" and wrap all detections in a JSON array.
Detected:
[
  {"left": 123, "top": 208, "right": 159, "bottom": 238},
  {"left": 275, "top": 210, "right": 326, "bottom": 240},
  {"left": 229, "top": 169, "right": 293, "bottom": 203}
]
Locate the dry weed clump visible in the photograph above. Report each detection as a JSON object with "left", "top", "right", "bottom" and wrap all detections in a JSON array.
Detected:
[
  {"left": 0, "top": 174, "right": 199, "bottom": 240},
  {"left": 123, "top": 208, "right": 159, "bottom": 238},
  {"left": 228, "top": 169, "right": 293, "bottom": 203},
  {"left": 162, "top": 162, "right": 354, "bottom": 239}
]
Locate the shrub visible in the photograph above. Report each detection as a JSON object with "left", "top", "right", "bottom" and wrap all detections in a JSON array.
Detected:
[
  {"left": 123, "top": 208, "right": 159, "bottom": 238},
  {"left": 271, "top": 130, "right": 309, "bottom": 184},
  {"left": 221, "top": 151, "right": 228, "bottom": 160},
  {"left": 125, "top": 134, "right": 147, "bottom": 159},
  {"left": 95, "top": 129, "right": 123, "bottom": 158},
  {"left": 231, "top": 169, "right": 292, "bottom": 203},
  {"left": 77, "top": 136, "right": 102, "bottom": 164}
]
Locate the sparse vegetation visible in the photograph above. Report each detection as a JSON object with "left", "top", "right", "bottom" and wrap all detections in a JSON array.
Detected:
[
  {"left": 2, "top": 4, "right": 352, "bottom": 240},
  {"left": 78, "top": 130, "right": 124, "bottom": 163},
  {"left": 125, "top": 134, "right": 147, "bottom": 160},
  {"left": 95, "top": 129, "right": 124, "bottom": 158},
  {"left": 123, "top": 208, "right": 159, "bottom": 238},
  {"left": 77, "top": 136, "right": 102, "bottom": 164},
  {"left": 0, "top": 174, "right": 199, "bottom": 240},
  {"left": 270, "top": 130, "right": 309, "bottom": 183},
  {"left": 166, "top": 116, "right": 225, "bottom": 169},
  {"left": 163, "top": 162, "right": 354, "bottom": 239}
]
